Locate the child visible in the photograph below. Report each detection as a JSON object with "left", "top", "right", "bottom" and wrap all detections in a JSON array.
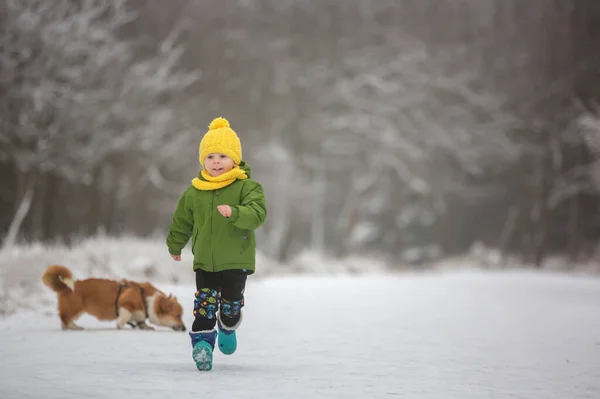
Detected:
[{"left": 166, "top": 117, "right": 267, "bottom": 371}]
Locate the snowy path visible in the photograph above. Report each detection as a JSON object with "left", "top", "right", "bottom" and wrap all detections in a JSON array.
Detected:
[{"left": 1, "top": 270, "right": 600, "bottom": 398}]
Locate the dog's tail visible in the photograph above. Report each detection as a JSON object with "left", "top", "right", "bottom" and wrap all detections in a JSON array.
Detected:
[{"left": 42, "top": 265, "right": 75, "bottom": 292}]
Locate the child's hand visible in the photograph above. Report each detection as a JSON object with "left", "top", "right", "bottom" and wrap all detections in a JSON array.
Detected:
[
  {"left": 171, "top": 254, "right": 181, "bottom": 261},
  {"left": 217, "top": 205, "right": 232, "bottom": 218}
]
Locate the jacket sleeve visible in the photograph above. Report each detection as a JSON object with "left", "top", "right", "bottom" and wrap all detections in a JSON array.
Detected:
[
  {"left": 229, "top": 180, "right": 267, "bottom": 231},
  {"left": 166, "top": 188, "right": 194, "bottom": 255}
]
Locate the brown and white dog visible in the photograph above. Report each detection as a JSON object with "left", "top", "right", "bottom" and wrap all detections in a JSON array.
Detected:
[{"left": 42, "top": 264, "right": 186, "bottom": 331}]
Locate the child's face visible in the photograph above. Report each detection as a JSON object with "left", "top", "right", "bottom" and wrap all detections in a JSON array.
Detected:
[{"left": 204, "top": 153, "right": 235, "bottom": 177}]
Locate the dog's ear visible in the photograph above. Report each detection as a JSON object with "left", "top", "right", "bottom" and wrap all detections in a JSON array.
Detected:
[
  {"left": 166, "top": 293, "right": 179, "bottom": 304},
  {"left": 160, "top": 296, "right": 173, "bottom": 312},
  {"left": 139, "top": 282, "right": 154, "bottom": 292},
  {"left": 125, "top": 280, "right": 140, "bottom": 289}
]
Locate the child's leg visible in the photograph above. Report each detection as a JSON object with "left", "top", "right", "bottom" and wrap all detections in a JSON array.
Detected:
[
  {"left": 189, "top": 270, "right": 221, "bottom": 371},
  {"left": 192, "top": 270, "right": 221, "bottom": 332},
  {"left": 216, "top": 270, "right": 247, "bottom": 354}
]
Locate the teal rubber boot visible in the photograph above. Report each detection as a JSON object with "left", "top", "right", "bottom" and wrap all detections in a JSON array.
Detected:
[
  {"left": 189, "top": 330, "right": 217, "bottom": 371},
  {"left": 217, "top": 313, "right": 241, "bottom": 355},
  {"left": 217, "top": 326, "right": 237, "bottom": 355}
]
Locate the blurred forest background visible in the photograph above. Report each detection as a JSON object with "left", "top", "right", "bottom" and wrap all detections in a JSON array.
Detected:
[{"left": 1, "top": 0, "right": 600, "bottom": 268}]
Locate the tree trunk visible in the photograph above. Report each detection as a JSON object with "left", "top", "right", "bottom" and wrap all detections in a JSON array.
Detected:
[
  {"left": 3, "top": 172, "right": 36, "bottom": 249},
  {"left": 23, "top": 172, "right": 48, "bottom": 242},
  {"left": 531, "top": 132, "right": 551, "bottom": 268},
  {"left": 497, "top": 205, "right": 519, "bottom": 267},
  {"left": 262, "top": 157, "right": 293, "bottom": 262},
  {"left": 567, "top": 194, "right": 581, "bottom": 263},
  {"left": 310, "top": 168, "right": 326, "bottom": 253},
  {"left": 43, "top": 173, "right": 60, "bottom": 242},
  {"left": 334, "top": 171, "right": 374, "bottom": 256}
]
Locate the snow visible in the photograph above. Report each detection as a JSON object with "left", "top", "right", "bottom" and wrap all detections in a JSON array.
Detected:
[
  {"left": 0, "top": 236, "right": 394, "bottom": 318},
  {"left": 1, "top": 270, "right": 600, "bottom": 398}
]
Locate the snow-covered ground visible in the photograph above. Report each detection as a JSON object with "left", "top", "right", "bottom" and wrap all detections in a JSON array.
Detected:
[
  {"left": 0, "top": 236, "right": 392, "bottom": 317},
  {"left": 1, "top": 270, "right": 599, "bottom": 398}
]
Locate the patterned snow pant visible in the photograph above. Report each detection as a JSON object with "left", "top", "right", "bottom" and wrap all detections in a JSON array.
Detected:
[{"left": 191, "top": 269, "right": 247, "bottom": 332}]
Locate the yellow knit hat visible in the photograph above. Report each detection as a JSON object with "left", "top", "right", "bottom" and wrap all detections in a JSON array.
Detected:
[{"left": 199, "top": 117, "right": 242, "bottom": 168}]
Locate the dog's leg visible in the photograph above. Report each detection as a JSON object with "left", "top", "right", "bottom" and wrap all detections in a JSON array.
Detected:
[
  {"left": 116, "top": 308, "right": 133, "bottom": 329},
  {"left": 58, "top": 290, "right": 84, "bottom": 331},
  {"left": 62, "top": 320, "right": 84, "bottom": 330},
  {"left": 60, "top": 310, "right": 84, "bottom": 330},
  {"left": 137, "top": 321, "right": 155, "bottom": 330}
]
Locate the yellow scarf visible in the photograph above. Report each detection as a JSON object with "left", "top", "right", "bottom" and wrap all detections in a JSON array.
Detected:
[{"left": 191, "top": 167, "right": 247, "bottom": 191}]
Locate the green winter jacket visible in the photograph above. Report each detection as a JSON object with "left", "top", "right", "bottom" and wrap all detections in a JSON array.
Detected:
[{"left": 166, "top": 161, "right": 267, "bottom": 274}]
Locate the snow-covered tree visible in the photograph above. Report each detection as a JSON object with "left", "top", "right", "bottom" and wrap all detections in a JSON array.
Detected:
[
  {"left": 291, "top": 37, "right": 524, "bottom": 258},
  {"left": 0, "top": 0, "right": 197, "bottom": 247},
  {"left": 549, "top": 105, "right": 600, "bottom": 207}
]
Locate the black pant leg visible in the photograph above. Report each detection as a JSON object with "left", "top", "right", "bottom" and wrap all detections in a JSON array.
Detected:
[
  {"left": 195, "top": 269, "right": 222, "bottom": 291},
  {"left": 219, "top": 270, "right": 247, "bottom": 328},
  {"left": 192, "top": 270, "right": 222, "bottom": 331}
]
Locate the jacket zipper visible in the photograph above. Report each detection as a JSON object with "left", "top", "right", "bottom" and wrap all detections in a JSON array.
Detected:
[
  {"left": 191, "top": 229, "right": 198, "bottom": 255},
  {"left": 211, "top": 190, "right": 216, "bottom": 271}
]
